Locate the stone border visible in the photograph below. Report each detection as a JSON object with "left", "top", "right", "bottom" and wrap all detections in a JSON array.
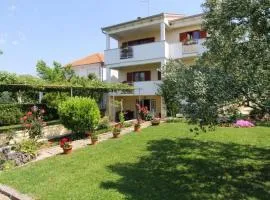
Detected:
[
  {"left": 34, "top": 121, "right": 152, "bottom": 162},
  {"left": 0, "top": 184, "right": 33, "bottom": 200}
]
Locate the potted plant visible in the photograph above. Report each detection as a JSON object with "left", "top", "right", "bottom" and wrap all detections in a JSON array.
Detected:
[
  {"left": 90, "top": 133, "right": 98, "bottom": 145},
  {"left": 134, "top": 122, "right": 141, "bottom": 132},
  {"left": 112, "top": 127, "right": 121, "bottom": 138},
  {"left": 151, "top": 118, "right": 160, "bottom": 126},
  {"left": 134, "top": 103, "right": 142, "bottom": 132},
  {"left": 59, "top": 138, "right": 72, "bottom": 154}
]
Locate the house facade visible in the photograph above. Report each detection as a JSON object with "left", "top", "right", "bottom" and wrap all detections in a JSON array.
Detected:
[
  {"left": 102, "top": 13, "right": 206, "bottom": 120},
  {"left": 70, "top": 53, "right": 106, "bottom": 81}
]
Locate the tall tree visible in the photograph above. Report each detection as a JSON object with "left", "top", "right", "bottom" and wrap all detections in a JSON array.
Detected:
[{"left": 201, "top": 0, "right": 270, "bottom": 112}]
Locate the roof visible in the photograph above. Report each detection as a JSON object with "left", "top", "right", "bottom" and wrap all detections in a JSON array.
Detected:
[
  {"left": 101, "top": 13, "right": 184, "bottom": 32},
  {"left": 169, "top": 13, "right": 204, "bottom": 24},
  {"left": 70, "top": 53, "right": 104, "bottom": 66}
]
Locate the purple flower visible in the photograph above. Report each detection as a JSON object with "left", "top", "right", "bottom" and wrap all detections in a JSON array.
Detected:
[{"left": 234, "top": 120, "right": 255, "bottom": 128}]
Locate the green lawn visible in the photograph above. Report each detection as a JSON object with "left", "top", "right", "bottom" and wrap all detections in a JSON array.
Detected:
[{"left": 0, "top": 123, "right": 270, "bottom": 200}]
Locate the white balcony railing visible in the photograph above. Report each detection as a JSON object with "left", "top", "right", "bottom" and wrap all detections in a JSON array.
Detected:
[
  {"left": 112, "top": 81, "right": 162, "bottom": 96},
  {"left": 105, "top": 41, "right": 167, "bottom": 67},
  {"left": 105, "top": 39, "right": 206, "bottom": 67}
]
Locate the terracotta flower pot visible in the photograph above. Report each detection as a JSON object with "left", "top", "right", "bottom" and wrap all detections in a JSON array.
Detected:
[
  {"left": 113, "top": 132, "right": 121, "bottom": 138},
  {"left": 91, "top": 137, "right": 98, "bottom": 145},
  {"left": 63, "top": 147, "right": 72, "bottom": 154},
  {"left": 134, "top": 125, "right": 141, "bottom": 132},
  {"left": 151, "top": 120, "right": 160, "bottom": 126}
]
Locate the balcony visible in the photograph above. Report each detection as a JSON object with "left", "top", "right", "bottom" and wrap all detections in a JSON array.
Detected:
[
  {"left": 112, "top": 81, "right": 162, "bottom": 96},
  {"left": 105, "top": 41, "right": 168, "bottom": 68},
  {"left": 105, "top": 39, "right": 206, "bottom": 67},
  {"left": 182, "top": 39, "right": 206, "bottom": 57}
]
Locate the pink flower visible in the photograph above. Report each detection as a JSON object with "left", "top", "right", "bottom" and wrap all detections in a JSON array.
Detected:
[{"left": 234, "top": 120, "right": 254, "bottom": 128}]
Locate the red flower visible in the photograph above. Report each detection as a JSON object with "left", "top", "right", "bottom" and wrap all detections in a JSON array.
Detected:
[
  {"left": 23, "top": 116, "right": 28, "bottom": 121},
  {"left": 59, "top": 138, "right": 71, "bottom": 148},
  {"left": 27, "top": 112, "right": 32, "bottom": 116}
]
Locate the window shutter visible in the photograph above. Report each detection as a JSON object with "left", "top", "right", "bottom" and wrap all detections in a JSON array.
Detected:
[
  {"left": 200, "top": 30, "right": 207, "bottom": 38},
  {"left": 145, "top": 71, "right": 151, "bottom": 81},
  {"left": 127, "top": 72, "right": 133, "bottom": 82},
  {"left": 180, "top": 32, "right": 187, "bottom": 42}
]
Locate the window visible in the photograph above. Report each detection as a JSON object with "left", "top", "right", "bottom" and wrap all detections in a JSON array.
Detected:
[
  {"left": 158, "top": 71, "right": 161, "bottom": 80},
  {"left": 127, "top": 71, "right": 151, "bottom": 82},
  {"left": 122, "top": 37, "right": 155, "bottom": 48},
  {"left": 180, "top": 30, "right": 207, "bottom": 45}
]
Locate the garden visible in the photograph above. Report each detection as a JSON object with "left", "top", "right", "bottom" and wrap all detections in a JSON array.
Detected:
[
  {"left": 0, "top": 0, "right": 270, "bottom": 199},
  {"left": 0, "top": 122, "right": 269, "bottom": 199}
]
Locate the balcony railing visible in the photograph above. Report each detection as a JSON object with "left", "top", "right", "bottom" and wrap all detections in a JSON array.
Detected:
[
  {"left": 105, "top": 41, "right": 167, "bottom": 67},
  {"left": 105, "top": 39, "right": 206, "bottom": 67},
  {"left": 112, "top": 81, "right": 162, "bottom": 96},
  {"left": 182, "top": 39, "right": 205, "bottom": 55},
  {"left": 120, "top": 47, "right": 133, "bottom": 59}
]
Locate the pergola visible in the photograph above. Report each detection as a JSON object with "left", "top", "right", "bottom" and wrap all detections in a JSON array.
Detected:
[{"left": 0, "top": 83, "right": 133, "bottom": 103}]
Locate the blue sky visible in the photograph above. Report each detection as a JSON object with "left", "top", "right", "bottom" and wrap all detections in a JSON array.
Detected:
[{"left": 0, "top": 0, "right": 204, "bottom": 75}]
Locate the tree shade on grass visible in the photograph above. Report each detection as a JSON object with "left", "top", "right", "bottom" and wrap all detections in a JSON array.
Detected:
[{"left": 0, "top": 123, "right": 269, "bottom": 200}]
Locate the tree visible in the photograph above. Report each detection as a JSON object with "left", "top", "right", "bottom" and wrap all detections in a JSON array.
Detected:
[
  {"left": 201, "top": 0, "right": 270, "bottom": 113},
  {"left": 160, "top": 0, "right": 270, "bottom": 125},
  {"left": 36, "top": 60, "right": 75, "bottom": 83},
  {"left": 158, "top": 60, "right": 183, "bottom": 117}
]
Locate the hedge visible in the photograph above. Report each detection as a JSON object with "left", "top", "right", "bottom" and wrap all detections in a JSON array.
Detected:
[{"left": 0, "top": 104, "right": 58, "bottom": 126}]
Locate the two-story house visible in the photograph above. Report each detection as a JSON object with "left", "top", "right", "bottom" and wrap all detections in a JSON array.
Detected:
[{"left": 102, "top": 13, "right": 206, "bottom": 120}]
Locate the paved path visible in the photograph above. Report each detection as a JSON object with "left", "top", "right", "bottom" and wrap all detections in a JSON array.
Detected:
[
  {"left": 0, "top": 184, "right": 33, "bottom": 200},
  {"left": 35, "top": 121, "right": 152, "bottom": 162},
  {"left": 0, "top": 193, "right": 11, "bottom": 200}
]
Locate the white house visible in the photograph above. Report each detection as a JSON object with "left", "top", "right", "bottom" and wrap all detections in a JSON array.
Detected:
[
  {"left": 70, "top": 53, "right": 106, "bottom": 81},
  {"left": 102, "top": 13, "right": 206, "bottom": 120}
]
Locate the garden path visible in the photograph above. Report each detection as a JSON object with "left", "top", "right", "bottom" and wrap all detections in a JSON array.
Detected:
[{"left": 35, "top": 121, "right": 152, "bottom": 162}]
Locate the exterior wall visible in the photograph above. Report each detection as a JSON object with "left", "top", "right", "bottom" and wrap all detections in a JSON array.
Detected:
[
  {"left": 117, "top": 63, "right": 160, "bottom": 82},
  {"left": 118, "top": 30, "right": 160, "bottom": 47},
  {"left": 72, "top": 63, "right": 104, "bottom": 80},
  {"left": 110, "top": 95, "right": 162, "bottom": 119}
]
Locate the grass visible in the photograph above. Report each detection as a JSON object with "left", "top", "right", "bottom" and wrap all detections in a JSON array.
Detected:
[{"left": 0, "top": 123, "right": 269, "bottom": 200}]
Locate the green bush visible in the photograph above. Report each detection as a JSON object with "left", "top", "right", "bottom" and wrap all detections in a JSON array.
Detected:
[
  {"left": 97, "top": 116, "right": 110, "bottom": 130},
  {"left": 0, "top": 104, "right": 23, "bottom": 126},
  {"left": 58, "top": 97, "right": 100, "bottom": 133},
  {"left": 15, "top": 139, "right": 39, "bottom": 157},
  {"left": 0, "top": 104, "right": 58, "bottom": 127}
]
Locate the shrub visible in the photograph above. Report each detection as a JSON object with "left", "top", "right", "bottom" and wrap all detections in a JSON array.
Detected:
[
  {"left": 15, "top": 139, "right": 39, "bottom": 157},
  {"left": 0, "top": 104, "right": 23, "bottom": 126},
  {"left": 119, "top": 112, "right": 125, "bottom": 125},
  {"left": 97, "top": 116, "right": 110, "bottom": 130},
  {"left": 123, "top": 121, "right": 133, "bottom": 128},
  {"left": 20, "top": 106, "right": 46, "bottom": 139},
  {"left": 58, "top": 97, "right": 100, "bottom": 133}
]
